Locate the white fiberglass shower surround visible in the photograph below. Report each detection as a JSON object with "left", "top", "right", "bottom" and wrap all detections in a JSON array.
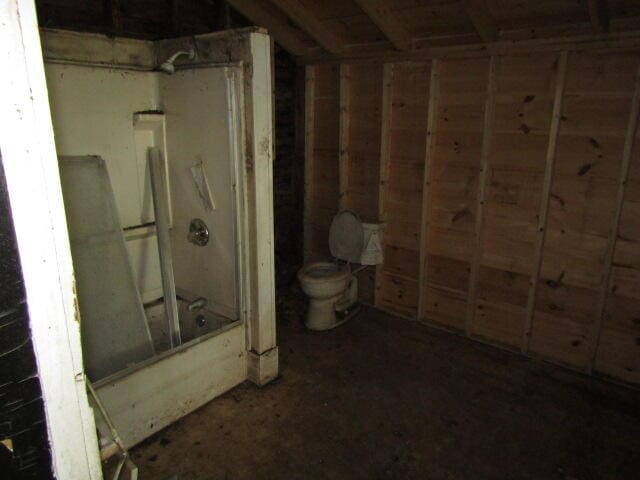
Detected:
[{"left": 40, "top": 28, "right": 277, "bottom": 449}]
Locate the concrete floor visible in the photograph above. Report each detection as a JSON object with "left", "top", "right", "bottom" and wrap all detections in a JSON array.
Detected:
[{"left": 132, "top": 288, "right": 640, "bottom": 479}]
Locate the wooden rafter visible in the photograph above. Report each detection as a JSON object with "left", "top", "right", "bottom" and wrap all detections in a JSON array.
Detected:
[
  {"left": 462, "top": 0, "right": 498, "bottom": 42},
  {"left": 226, "top": 0, "right": 310, "bottom": 55},
  {"left": 588, "top": 0, "right": 610, "bottom": 33},
  {"left": 268, "top": 0, "right": 345, "bottom": 54},
  {"left": 353, "top": 0, "right": 412, "bottom": 51}
]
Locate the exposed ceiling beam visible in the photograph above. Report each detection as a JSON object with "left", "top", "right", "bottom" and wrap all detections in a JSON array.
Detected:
[
  {"left": 462, "top": 0, "right": 498, "bottom": 42},
  {"left": 268, "top": 0, "right": 345, "bottom": 54},
  {"left": 225, "top": 0, "right": 310, "bottom": 55},
  {"left": 352, "top": 0, "right": 412, "bottom": 51},
  {"left": 588, "top": 0, "right": 610, "bottom": 33}
]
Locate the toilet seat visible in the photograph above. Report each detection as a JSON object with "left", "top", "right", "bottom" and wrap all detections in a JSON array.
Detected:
[
  {"left": 329, "top": 210, "right": 364, "bottom": 263},
  {"left": 298, "top": 261, "right": 350, "bottom": 283}
]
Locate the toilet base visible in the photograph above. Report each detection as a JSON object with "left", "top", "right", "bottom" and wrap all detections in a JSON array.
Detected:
[
  {"left": 336, "top": 301, "right": 361, "bottom": 323},
  {"left": 301, "top": 273, "right": 360, "bottom": 331},
  {"left": 305, "top": 297, "right": 361, "bottom": 331}
]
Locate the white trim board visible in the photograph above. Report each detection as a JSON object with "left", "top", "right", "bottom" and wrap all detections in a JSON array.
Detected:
[{"left": 0, "top": 2, "right": 103, "bottom": 478}]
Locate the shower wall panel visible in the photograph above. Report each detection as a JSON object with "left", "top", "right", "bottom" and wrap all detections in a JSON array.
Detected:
[
  {"left": 161, "top": 67, "right": 241, "bottom": 319},
  {"left": 45, "top": 64, "right": 164, "bottom": 303}
]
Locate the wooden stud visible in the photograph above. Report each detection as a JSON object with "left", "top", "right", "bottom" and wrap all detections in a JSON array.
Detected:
[
  {"left": 339, "top": 64, "right": 350, "bottom": 210},
  {"left": 462, "top": 0, "right": 498, "bottom": 42},
  {"left": 294, "top": 64, "right": 306, "bottom": 259},
  {"left": 465, "top": 55, "right": 498, "bottom": 336},
  {"left": 521, "top": 51, "right": 569, "bottom": 353},
  {"left": 417, "top": 59, "right": 441, "bottom": 321},
  {"left": 352, "top": 0, "right": 413, "bottom": 51},
  {"left": 588, "top": 63, "right": 640, "bottom": 370},
  {"left": 303, "top": 66, "right": 316, "bottom": 261},
  {"left": 588, "top": 0, "right": 610, "bottom": 33},
  {"left": 225, "top": 0, "right": 311, "bottom": 56},
  {"left": 268, "top": 0, "right": 345, "bottom": 54},
  {"left": 375, "top": 63, "right": 394, "bottom": 308}
]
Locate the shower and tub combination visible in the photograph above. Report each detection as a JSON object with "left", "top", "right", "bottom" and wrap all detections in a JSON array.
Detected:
[{"left": 42, "top": 27, "right": 277, "bottom": 453}]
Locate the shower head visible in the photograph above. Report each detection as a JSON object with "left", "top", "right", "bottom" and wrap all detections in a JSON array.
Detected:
[{"left": 158, "top": 49, "right": 196, "bottom": 74}]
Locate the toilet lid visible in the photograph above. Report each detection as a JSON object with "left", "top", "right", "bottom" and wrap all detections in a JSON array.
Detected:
[{"left": 329, "top": 210, "right": 363, "bottom": 263}]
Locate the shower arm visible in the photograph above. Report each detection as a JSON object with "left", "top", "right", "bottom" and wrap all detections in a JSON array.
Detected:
[{"left": 164, "top": 50, "right": 193, "bottom": 65}]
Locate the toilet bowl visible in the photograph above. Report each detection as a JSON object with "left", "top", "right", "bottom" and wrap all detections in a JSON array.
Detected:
[
  {"left": 298, "top": 210, "right": 383, "bottom": 331},
  {"left": 297, "top": 261, "right": 351, "bottom": 330}
]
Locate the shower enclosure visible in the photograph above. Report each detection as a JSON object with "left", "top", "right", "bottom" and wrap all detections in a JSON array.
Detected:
[{"left": 41, "top": 27, "right": 277, "bottom": 450}]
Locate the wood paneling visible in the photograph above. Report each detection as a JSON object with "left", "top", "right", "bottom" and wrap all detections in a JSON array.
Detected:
[
  {"left": 341, "top": 63, "right": 383, "bottom": 221},
  {"left": 304, "top": 47, "right": 640, "bottom": 386},
  {"left": 379, "top": 61, "right": 431, "bottom": 317},
  {"left": 529, "top": 52, "right": 636, "bottom": 370},
  {"left": 422, "top": 56, "right": 490, "bottom": 329},
  {"left": 304, "top": 64, "right": 340, "bottom": 261},
  {"left": 594, "top": 61, "right": 640, "bottom": 384}
]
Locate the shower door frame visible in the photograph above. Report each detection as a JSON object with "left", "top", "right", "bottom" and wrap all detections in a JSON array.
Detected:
[
  {"left": 40, "top": 27, "right": 278, "bottom": 381},
  {"left": 89, "top": 62, "right": 252, "bottom": 449}
]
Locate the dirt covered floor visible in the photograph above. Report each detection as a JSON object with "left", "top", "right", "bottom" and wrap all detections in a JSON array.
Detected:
[{"left": 132, "top": 286, "right": 640, "bottom": 479}]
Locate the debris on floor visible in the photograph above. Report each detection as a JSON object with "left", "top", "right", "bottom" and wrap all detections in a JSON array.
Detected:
[{"left": 132, "top": 297, "right": 640, "bottom": 479}]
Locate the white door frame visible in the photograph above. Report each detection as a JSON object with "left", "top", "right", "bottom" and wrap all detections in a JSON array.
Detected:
[{"left": 0, "top": 1, "right": 103, "bottom": 478}]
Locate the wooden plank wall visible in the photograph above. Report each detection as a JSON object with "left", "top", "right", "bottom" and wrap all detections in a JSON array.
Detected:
[
  {"left": 477, "top": 53, "right": 558, "bottom": 348},
  {"left": 422, "top": 57, "right": 490, "bottom": 330},
  {"left": 596, "top": 64, "right": 640, "bottom": 384},
  {"left": 303, "top": 50, "right": 640, "bottom": 385},
  {"left": 304, "top": 65, "right": 340, "bottom": 261},
  {"left": 529, "top": 53, "right": 637, "bottom": 369},
  {"left": 378, "top": 61, "right": 431, "bottom": 317}
]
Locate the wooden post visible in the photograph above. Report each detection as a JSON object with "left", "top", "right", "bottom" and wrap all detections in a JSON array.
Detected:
[
  {"left": 375, "top": 63, "right": 394, "bottom": 307},
  {"left": 303, "top": 66, "right": 316, "bottom": 261},
  {"left": 522, "top": 51, "right": 569, "bottom": 353},
  {"left": 417, "top": 59, "right": 441, "bottom": 321},
  {"left": 465, "top": 55, "right": 498, "bottom": 336},
  {"left": 588, "top": 63, "right": 640, "bottom": 371},
  {"left": 587, "top": 0, "right": 610, "bottom": 33},
  {"left": 295, "top": 64, "right": 306, "bottom": 261},
  {"left": 105, "top": 0, "right": 123, "bottom": 36},
  {"left": 339, "top": 64, "right": 351, "bottom": 210}
]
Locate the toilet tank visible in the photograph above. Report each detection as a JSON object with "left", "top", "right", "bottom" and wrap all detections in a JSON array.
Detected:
[{"left": 359, "top": 222, "right": 384, "bottom": 266}]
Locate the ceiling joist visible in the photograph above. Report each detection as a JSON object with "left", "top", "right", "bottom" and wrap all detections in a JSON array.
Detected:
[
  {"left": 353, "top": 0, "right": 413, "bottom": 51},
  {"left": 268, "top": 0, "right": 345, "bottom": 54},
  {"left": 588, "top": 0, "right": 610, "bottom": 33},
  {"left": 462, "top": 0, "right": 498, "bottom": 43},
  {"left": 225, "top": 0, "right": 310, "bottom": 55}
]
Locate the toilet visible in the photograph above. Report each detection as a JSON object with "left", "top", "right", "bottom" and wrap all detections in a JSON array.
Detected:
[{"left": 298, "top": 210, "right": 383, "bottom": 331}]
